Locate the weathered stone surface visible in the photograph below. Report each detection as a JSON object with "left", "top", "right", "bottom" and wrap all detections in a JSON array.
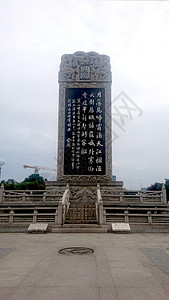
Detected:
[
  {"left": 1, "top": 233, "right": 169, "bottom": 300},
  {"left": 28, "top": 223, "right": 48, "bottom": 233},
  {"left": 57, "top": 51, "right": 113, "bottom": 184},
  {"left": 112, "top": 223, "right": 131, "bottom": 232},
  {"left": 59, "top": 51, "right": 112, "bottom": 82}
]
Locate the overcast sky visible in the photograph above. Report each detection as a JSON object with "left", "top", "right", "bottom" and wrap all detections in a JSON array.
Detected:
[{"left": 0, "top": 0, "right": 169, "bottom": 189}]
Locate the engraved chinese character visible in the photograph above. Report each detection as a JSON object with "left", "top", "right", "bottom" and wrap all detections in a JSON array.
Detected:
[
  {"left": 89, "top": 106, "right": 94, "bottom": 113},
  {"left": 96, "top": 123, "right": 102, "bottom": 131},
  {"left": 88, "top": 140, "right": 95, "bottom": 146},
  {"left": 96, "top": 115, "right": 102, "bottom": 122},
  {"left": 89, "top": 122, "right": 95, "bottom": 129},
  {"left": 96, "top": 106, "right": 102, "bottom": 114},
  {"left": 66, "top": 138, "right": 71, "bottom": 147},
  {"left": 82, "top": 99, "right": 87, "bottom": 106},
  {"left": 82, "top": 131, "right": 87, "bottom": 138},
  {"left": 96, "top": 157, "right": 102, "bottom": 164},
  {"left": 81, "top": 139, "right": 87, "bottom": 146},
  {"left": 96, "top": 132, "right": 103, "bottom": 139},
  {"left": 82, "top": 106, "right": 87, "bottom": 113},
  {"left": 88, "top": 115, "right": 95, "bottom": 120},
  {"left": 88, "top": 156, "right": 94, "bottom": 164},
  {"left": 81, "top": 148, "right": 87, "bottom": 155},
  {"left": 88, "top": 166, "right": 94, "bottom": 172},
  {"left": 89, "top": 92, "right": 94, "bottom": 98},
  {"left": 96, "top": 100, "right": 102, "bottom": 107},
  {"left": 89, "top": 98, "right": 94, "bottom": 105},
  {"left": 96, "top": 166, "right": 102, "bottom": 172},
  {"left": 82, "top": 123, "right": 87, "bottom": 130},
  {"left": 97, "top": 140, "right": 103, "bottom": 147},
  {"left": 89, "top": 148, "right": 95, "bottom": 155},
  {"left": 82, "top": 115, "right": 87, "bottom": 122},
  {"left": 82, "top": 92, "right": 87, "bottom": 98},
  {"left": 89, "top": 131, "right": 94, "bottom": 138}
]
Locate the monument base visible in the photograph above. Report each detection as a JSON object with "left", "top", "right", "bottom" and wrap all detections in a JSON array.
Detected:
[{"left": 45, "top": 180, "right": 123, "bottom": 190}]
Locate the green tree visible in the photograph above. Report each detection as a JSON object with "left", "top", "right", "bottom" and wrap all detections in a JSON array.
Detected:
[
  {"left": 147, "top": 182, "right": 162, "bottom": 191},
  {"left": 1, "top": 174, "right": 46, "bottom": 190}
]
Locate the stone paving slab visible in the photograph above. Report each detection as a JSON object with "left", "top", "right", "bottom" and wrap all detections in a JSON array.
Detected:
[
  {"left": 0, "top": 233, "right": 169, "bottom": 299},
  {"left": 0, "top": 248, "right": 15, "bottom": 259},
  {"left": 140, "top": 248, "right": 169, "bottom": 276}
]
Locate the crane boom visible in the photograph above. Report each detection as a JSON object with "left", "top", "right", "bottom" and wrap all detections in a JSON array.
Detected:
[{"left": 23, "top": 165, "right": 56, "bottom": 174}]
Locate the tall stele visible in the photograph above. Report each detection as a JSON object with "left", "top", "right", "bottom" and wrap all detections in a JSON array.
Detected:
[{"left": 57, "top": 51, "right": 112, "bottom": 183}]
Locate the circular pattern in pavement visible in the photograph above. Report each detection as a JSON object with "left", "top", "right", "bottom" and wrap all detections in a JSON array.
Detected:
[{"left": 58, "top": 247, "right": 94, "bottom": 255}]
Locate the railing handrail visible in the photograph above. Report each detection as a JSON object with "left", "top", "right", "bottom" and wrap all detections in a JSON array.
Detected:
[
  {"left": 61, "top": 183, "right": 70, "bottom": 224},
  {"left": 62, "top": 183, "right": 70, "bottom": 205}
]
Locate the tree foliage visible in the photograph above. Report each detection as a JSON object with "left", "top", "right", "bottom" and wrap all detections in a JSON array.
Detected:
[
  {"left": 147, "top": 179, "right": 169, "bottom": 191},
  {"left": 147, "top": 182, "right": 162, "bottom": 191},
  {"left": 1, "top": 174, "right": 46, "bottom": 190}
]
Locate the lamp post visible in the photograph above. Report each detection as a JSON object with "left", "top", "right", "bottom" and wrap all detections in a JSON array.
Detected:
[{"left": 0, "top": 162, "right": 5, "bottom": 182}]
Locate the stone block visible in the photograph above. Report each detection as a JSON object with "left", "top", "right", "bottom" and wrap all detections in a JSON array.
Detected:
[
  {"left": 112, "top": 223, "right": 131, "bottom": 232},
  {"left": 28, "top": 223, "right": 48, "bottom": 233}
]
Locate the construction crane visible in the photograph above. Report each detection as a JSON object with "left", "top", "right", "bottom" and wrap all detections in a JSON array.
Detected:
[
  {"left": 23, "top": 165, "right": 56, "bottom": 174},
  {"left": 0, "top": 161, "right": 5, "bottom": 182}
]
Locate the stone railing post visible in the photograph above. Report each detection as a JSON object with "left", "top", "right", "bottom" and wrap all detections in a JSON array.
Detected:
[
  {"left": 120, "top": 192, "right": 123, "bottom": 202},
  {"left": 55, "top": 209, "right": 58, "bottom": 223},
  {"left": 147, "top": 210, "right": 152, "bottom": 224},
  {"left": 9, "top": 209, "right": 14, "bottom": 225},
  {"left": 103, "top": 209, "right": 106, "bottom": 224},
  {"left": 57, "top": 201, "right": 63, "bottom": 225},
  {"left": 124, "top": 210, "right": 129, "bottom": 223},
  {"left": 43, "top": 192, "right": 47, "bottom": 202},
  {"left": 139, "top": 192, "right": 143, "bottom": 203},
  {"left": 33, "top": 209, "right": 38, "bottom": 223},
  {"left": 97, "top": 183, "right": 104, "bottom": 225},
  {"left": 22, "top": 191, "right": 26, "bottom": 202},
  {"left": 98, "top": 202, "right": 104, "bottom": 225},
  {"left": 161, "top": 184, "right": 167, "bottom": 204},
  {"left": 0, "top": 184, "right": 4, "bottom": 203}
]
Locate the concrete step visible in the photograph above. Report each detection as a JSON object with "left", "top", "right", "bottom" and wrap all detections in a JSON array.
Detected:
[
  {"left": 62, "top": 224, "right": 103, "bottom": 228},
  {"left": 51, "top": 224, "right": 108, "bottom": 233}
]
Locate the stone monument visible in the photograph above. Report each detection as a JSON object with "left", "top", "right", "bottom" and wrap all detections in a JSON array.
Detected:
[
  {"left": 45, "top": 51, "right": 122, "bottom": 225},
  {"left": 57, "top": 51, "right": 112, "bottom": 184}
]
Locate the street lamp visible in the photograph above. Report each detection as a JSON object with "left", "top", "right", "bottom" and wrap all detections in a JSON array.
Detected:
[{"left": 0, "top": 162, "right": 5, "bottom": 182}]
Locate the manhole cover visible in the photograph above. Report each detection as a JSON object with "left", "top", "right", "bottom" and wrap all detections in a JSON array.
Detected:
[{"left": 58, "top": 247, "right": 94, "bottom": 255}]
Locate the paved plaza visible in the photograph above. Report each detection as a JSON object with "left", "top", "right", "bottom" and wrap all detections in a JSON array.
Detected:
[{"left": 0, "top": 233, "right": 169, "bottom": 300}]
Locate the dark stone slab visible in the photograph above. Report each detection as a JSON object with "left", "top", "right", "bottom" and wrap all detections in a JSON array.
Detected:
[
  {"left": 140, "top": 248, "right": 169, "bottom": 277},
  {"left": 0, "top": 248, "right": 15, "bottom": 259}
]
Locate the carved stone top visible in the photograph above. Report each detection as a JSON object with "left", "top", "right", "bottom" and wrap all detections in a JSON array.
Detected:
[{"left": 59, "top": 51, "right": 112, "bottom": 82}]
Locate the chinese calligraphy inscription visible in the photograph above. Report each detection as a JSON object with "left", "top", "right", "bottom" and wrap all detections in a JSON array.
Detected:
[{"left": 64, "top": 88, "right": 105, "bottom": 175}]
